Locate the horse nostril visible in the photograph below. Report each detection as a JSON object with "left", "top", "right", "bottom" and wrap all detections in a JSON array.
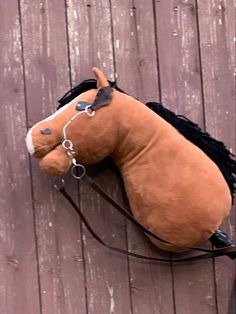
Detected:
[{"left": 40, "top": 128, "right": 52, "bottom": 135}]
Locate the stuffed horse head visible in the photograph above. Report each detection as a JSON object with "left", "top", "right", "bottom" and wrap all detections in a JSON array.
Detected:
[
  {"left": 26, "top": 68, "right": 235, "bottom": 252},
  {"left": 26, "top": 68, "right": 122, "bottom": 176}
]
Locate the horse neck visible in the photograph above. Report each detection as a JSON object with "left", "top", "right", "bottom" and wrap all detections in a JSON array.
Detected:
[{"left": 111, "top": 93, "right": 164, "bottom": 168}]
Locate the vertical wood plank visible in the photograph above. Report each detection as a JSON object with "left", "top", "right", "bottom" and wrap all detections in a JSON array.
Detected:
[
  {"left": 80, "top": 166, "right": 132, "bottom": 314},
  {"left": 155, "top": 0, "right": 204, "bottom": 122},
  {"left": 111, "top": 1, "right": 175, "bottom": 313},
  {"left": 197, "top": 1, "right": 236, "bottom": 313},
  {"left": 66, "top": 0, "right": 115, "bottom": 83},
  {"left": 111, "top": 0, "right": 160, "bottom": 102},
  {"left": 20, "top": 0, "right": 87, "bottom": 313},
  {"left": 154, "top": 1, "right": 217, "bottom": 313},
  {"left": 66, "top": 1, "right": 132, "bottom": 313},
  {"left": 0, "top": 1, "right": 41, "bottom": 313},
  {"left": 0, "top": 0, "right": 232, "bottom": 313}
]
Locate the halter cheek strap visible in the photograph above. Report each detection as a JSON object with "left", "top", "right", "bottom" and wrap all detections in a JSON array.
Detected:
[{"left": 62, "top": 87, "right": 114, "bottom": 181}]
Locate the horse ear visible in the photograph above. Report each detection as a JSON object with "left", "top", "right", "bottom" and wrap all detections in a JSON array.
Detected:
[{"left": 92, "top": 67, "right": 109, "bottom": 88}]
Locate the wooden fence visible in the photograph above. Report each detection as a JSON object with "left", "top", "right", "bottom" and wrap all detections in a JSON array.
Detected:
[{"left": 0, "top": 0, "right": 235, "bottom": 313}]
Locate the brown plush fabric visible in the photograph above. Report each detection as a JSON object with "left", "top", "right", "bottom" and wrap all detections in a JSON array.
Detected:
[{"left": 26, "top": 68, "right": 232, "bottom": 252}]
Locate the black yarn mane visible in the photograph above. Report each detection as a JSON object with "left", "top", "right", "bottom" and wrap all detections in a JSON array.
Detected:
[
  {"left": 57, "top": 80, "right": 236, "bottom": 202},
  {"left": 57, "top": 79, "right": 125, "bottom": 109},
  {"left": 146, "top": 102, "right": 236, "bottom": 202}
]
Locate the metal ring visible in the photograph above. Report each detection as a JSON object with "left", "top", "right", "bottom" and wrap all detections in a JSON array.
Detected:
[
  {"left": 62, "top": 139, "right": 73, "bottom": 150},
  {"left": 85, "top": 105, "right": 95, "bottom": 117},
  {"left": 71, "top": 164, "right": 86, "bottom": 180}
]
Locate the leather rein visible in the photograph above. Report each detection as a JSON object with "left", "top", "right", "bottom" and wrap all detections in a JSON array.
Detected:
[
  {"left": 56, "top": 174, "right": 236, "bottom": 263},
  {"left": 55, "top": 86, "right": 236, "bottom": 263}
]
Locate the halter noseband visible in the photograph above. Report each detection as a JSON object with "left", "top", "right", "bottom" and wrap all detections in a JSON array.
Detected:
[{"left": 61, "top": 86, "right": 114, "bottom": 179}]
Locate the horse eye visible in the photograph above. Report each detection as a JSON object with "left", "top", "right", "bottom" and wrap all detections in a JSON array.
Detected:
[{"left": 40, "top": 128, "right": 52, "bottom": 135}]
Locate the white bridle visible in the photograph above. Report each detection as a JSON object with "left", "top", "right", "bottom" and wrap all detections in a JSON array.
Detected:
[{"left": 62, "top": 105, "right": 96, "bottom": 179}]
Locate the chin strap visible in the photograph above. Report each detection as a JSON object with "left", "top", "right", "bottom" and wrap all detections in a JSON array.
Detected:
[{"left": 55, "top": 175, "right": 236, "bottom": 263}]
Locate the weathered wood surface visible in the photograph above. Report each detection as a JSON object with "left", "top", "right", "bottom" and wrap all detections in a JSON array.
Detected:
[
  {"left": 19, "top": 0, "right": 87, "bottom": 313},
  {"left": 155, "top": 2, "right": 218, "bottom": 314},
  {"left": 0, "top": 0, "right": 235, "bottom": 313},
  {"left": 112, "top": 1, "right": 175, "bottom": 312},
  {"left": 197, "top": 1, "right": 236, "bottom": 313},
  {"left": 0, "top": 1, "right": 41, "bottom": 313}
]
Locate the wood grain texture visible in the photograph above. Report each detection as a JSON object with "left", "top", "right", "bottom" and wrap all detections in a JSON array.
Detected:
[
  {"left": 66, "top": 0, "right": 114, "bottom": 83},
  {"left": 66, "top": 1, "right": 131, "bottom": 312},
  {"left": 154, "top": 1, "right": 217, "bottom": 313},
  {"left": 0, "top": 1, "right": 41, "bottom": 313},
  {"left": 111, "top": 0, "right": 160, "bottom": 102},
  {"left": 20, "top": 1, "right": 87, "bottom": 313},
  {"left": 197, "top": 1, "right": 236, "bottom": 313},
  {"left": 20, "top": 0, "right": 70, "bottom": 124},
  {"left": 111, "top": 1, "right": 174, "bottom": 313},
  {"left": 125, "top": 227, "right": 175, "bottom": 314},
  {"left": 0, "top": 0, "right": 235, "bottom": 313},
  {"left": 80, "top": 165, "right": 132, "bottom": 314},
  {"left": 30, "top": 170, "right": 86, "bottom": 314},
  {"left": 155, "top": 0, "right": 204, "bottom": 123}
]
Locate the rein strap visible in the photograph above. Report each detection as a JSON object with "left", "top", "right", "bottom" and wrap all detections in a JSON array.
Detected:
[{"left": 58, "top": 175, "right": 236, "bottom": 263}]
